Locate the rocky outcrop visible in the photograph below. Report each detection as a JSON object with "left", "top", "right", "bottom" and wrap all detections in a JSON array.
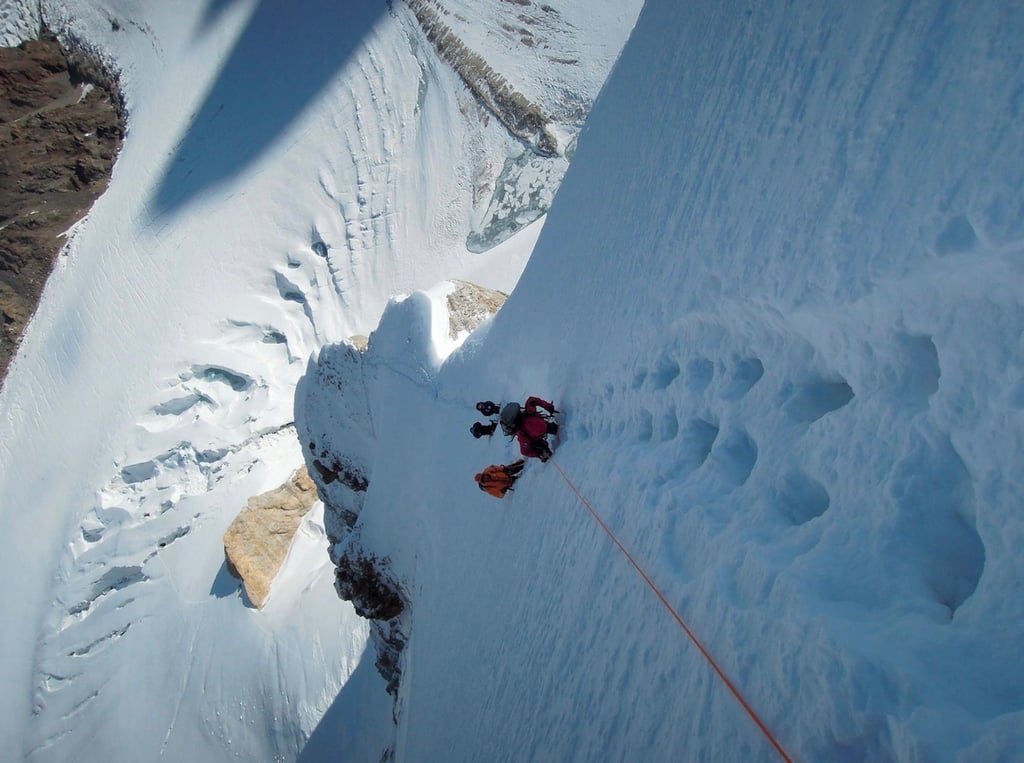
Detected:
[
  {"left": 301, "top": 339, "right": 375, "bottom": 547},
  {"left": 0, "top": 36, "right": 124, "bottom": 383},
  {"left": 347, "top": 333, "right": 369, "bottom": 352},
  {"left": 406, "top": 0, "right": 558, "bottom": 155},
  {"left": 373, "top": 618, "right": 408, "bottom": 702},
  {"left": 223, "top": 466, "right": 319, "bottom": 608},
  {"left": 334, "top": 543, "right": 404, "bottom": 621},
  {"left": 333, "top": 535, "right": 407, "bottom": 702},
  {"left": 446, "top": 280, "right": 507, "bottom": 339}
]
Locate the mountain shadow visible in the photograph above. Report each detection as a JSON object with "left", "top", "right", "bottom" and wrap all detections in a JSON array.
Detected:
[{"left": 151, "top": 0, "right": 385, "bottom": 217}]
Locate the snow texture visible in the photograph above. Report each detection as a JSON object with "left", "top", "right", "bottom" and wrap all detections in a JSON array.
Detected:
[
  {"left": 307, "top": 1, "right": 1024, "bottom": 762},
  {"left": 0, "top": 0, "right": 39, "bottom": 47},
  {"left": 3, "top": 0, "right": 1024, "bottom": 761},
  {"left": 0, "top": 0, "right": 638, "bottom": 760}
]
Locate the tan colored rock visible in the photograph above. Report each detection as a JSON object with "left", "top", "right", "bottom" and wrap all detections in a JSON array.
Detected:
[
  {"left": 446, "top": 280, "right": 507, "bottom": 339},
  {"left": 223, "top": 466, "right": 319, "bottom": 608}
]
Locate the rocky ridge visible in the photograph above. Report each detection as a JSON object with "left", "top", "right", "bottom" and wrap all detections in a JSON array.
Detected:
[
  {"left": 0, "top": 35, "right": 124, "bottom": 384},
  {"left": 405, "top": 0, "right": 559, "bottom": 155}
]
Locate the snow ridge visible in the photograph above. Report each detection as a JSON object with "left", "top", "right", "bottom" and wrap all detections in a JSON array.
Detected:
[
  {"left": 9, "top": 0, "right": 1023, "bottom": 760},
  {"left": 1, "top": 0, "right": 641, "bottom": 758}
]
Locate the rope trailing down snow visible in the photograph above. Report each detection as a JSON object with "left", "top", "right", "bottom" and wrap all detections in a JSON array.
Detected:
[{"left": 551, "top": 459, "right": 794, "bottom": 763}]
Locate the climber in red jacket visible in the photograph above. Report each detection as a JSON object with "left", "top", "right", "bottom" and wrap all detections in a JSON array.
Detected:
[{"left": 499, "top": 396, "right": 558, "bottom": 461}]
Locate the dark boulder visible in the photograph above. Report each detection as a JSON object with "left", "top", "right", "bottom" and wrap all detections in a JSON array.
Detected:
[{"left": 334, "top": 546, "right": 404, "bottom": 621}]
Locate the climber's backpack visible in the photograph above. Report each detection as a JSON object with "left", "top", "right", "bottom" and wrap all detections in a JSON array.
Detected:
[{"left": 499, "top": 402, "right": 522, "bottom": 436}]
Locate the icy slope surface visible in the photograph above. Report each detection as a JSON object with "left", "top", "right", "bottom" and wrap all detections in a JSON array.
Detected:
[
  {"left": 0, "top": 0, "right": 640, "bottom": 759},
  {"left": 307, "top": 0, "right": 1024, "bottom": 760}
]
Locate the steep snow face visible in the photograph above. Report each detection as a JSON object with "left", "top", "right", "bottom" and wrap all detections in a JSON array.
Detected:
[
  {"left": 0, "top": 0, "right": 640, "bottom": 760},
  {"left": 296, "top": 0, "right": 1024, "bottom": 761}
]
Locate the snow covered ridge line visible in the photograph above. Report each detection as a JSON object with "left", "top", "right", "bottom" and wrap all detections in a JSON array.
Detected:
[{"left": 296, "top": 281, "right": 507, "bottom": 719}]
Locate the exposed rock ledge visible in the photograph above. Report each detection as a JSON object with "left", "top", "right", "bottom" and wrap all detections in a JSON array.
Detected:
[
  {"left": 446, "top": 279, "right": 507, "bottom": 338},
  {"left": 0, "top": 35, "right": 124, "bottom": 384},
  {"left": 406, "top": 0, "right": 558, "bottom": 155},
  {"left": 223, "top": 466, "right": 319, "bottom": 608}
]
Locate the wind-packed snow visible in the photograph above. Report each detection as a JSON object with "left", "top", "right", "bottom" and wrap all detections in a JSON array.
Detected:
[
  {"left": 300, "top": 1, "right": 1024, "bottom": 761},
  {"left": 3, "top": 0, "right": 1024, "bottom": 760},
  {"left": 0, "top": 0, "right": 639, "bottom": 760}
]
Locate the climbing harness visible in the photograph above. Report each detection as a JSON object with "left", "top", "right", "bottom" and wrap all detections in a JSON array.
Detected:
[{"left": 551, "top": 459, "right": 794, "bottom": 763}]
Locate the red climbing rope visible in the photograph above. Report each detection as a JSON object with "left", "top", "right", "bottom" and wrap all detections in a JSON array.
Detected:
[{"left": 551, "top": 459, "right": 795, "bottom": 763}]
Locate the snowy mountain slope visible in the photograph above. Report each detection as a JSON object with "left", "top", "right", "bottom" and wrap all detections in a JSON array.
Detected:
[
  {"left": 0, "top": 0, "right": 640, "bottom": 760},
  {"left": 298, "top": 0, "right": 1024, "bottom": 760},
  {"left": 410, "top": 0, "right": 638, "bottom": 128}
]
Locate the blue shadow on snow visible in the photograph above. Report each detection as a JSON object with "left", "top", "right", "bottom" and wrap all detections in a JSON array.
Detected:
[
  {"left": 209, "top": 558, "right": 242, "bottom": 598},
  {"left": 151, "top": 0, "right": 386, "bottom": 218},
  {"left": 196, "top": 0, "right": 240, "bottom": 29},
  {"left": 298, "top": 643, "right": 394, "bottom": 761}
]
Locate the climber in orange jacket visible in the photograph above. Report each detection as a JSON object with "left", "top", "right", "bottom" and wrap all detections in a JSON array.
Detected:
[{"left": 475, "top": 459, "right": 526, "bottom": 499}]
